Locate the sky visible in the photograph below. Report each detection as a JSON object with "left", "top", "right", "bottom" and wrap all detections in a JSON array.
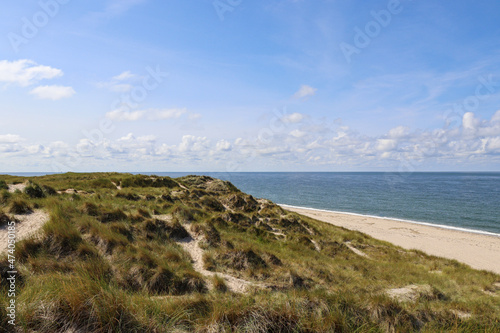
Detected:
[{"left": 1, "top": 0, "right": 500, "bottom": 172}]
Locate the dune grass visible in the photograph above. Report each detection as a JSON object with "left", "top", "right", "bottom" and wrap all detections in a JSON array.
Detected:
[{"left": 0, "top": 172, "right": 499, "bottom": 332}]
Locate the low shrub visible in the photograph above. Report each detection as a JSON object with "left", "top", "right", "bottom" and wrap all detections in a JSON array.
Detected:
[{"left": 0, "top": 180, "right": 8, "bottom": 190}]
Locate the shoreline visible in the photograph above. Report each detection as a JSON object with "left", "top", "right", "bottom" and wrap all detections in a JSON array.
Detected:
[
  {"left": 279, "top": 204, "right": 500, "bottom": 238},
  {"left": 282, "top": 204, "right": 500, "bottom": 275}
]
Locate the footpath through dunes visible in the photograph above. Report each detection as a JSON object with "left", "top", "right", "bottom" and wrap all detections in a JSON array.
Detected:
[
  {"left": 283, "top": 205, "right": 500, "bottom": 275},
  {"left": 154, "top": 214, "right": 266, "bottom": 293}
]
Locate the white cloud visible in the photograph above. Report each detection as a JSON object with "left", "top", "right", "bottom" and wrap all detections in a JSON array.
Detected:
[
  {"left": 492, "top": 110, "right": 500, "bottom": 123},
  {"left": 30, "top": 85, "right": 75, "bottom": 100},
  {"left": 463, "top": 112, "right": 479, "bottom": 131},
  {"left": 179, "top": 135, "right": 209, "bottom": 152},
  {"left": 97, "top": 70, "right": 137, "bottom": 92},
  {"left": 293, "top": 85, "right": 317, "bottom": 99},
  {"left": 282, "top": 112, "right": 305, "bottom": 124},
  {"left": 290, "top": 129, "right": 306, "bottom": 138},
  {"left": 4, "top": 111, "right": 500, "bottom": 170},
  {"left": 0, "top": 134, "right": 24, "bottom": 143},
  {"left": 113, "top": 71, "right": 135, "bottom": 81},
  {"left": 0, "top": 59, "right": 63, "bottom": 87},
  {"left": 388, "top": 126, "right": 410, "bottom": 138},
  {"left": 189, "top": 113, "right": 202, "bottom": 120},
  {"left": 147, "top": 108, "right": 187, "bottom": 120},
  {"left": 376, "top": 139, "right": 397, "bottom": 152},
  {"left": 106, "top": 109, "right": 146, "bottom": 121},
  {"left": 216, "top": 140, "right": 232, "bottom": 151},
  {"left": 105, "top": 108, "right": 189, "bottom": 121}
]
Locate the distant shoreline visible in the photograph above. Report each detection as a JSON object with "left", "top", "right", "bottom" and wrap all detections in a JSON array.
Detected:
[
  {"left": 279, "top": 203, "right": 500, "bottom": 238},
  {"left": 282, "top": 204, "right": 500, "bottom": 275}
]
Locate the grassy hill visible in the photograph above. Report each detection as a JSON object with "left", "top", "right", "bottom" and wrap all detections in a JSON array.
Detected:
[{"left": 0, "top": 173, "right": 499, "bottom": 332}]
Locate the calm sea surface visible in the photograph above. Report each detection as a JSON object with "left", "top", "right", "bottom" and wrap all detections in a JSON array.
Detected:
[{"left": 6, "top": 172, "right": 500, "bottom": 235}]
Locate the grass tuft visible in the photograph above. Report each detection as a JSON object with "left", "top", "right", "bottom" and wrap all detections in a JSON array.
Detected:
[
  {"left": 24, "top": 182, "right": 45, "bottom": 198},
  {"left": 211, "top": 275, "right": 228, "bottom": 292},
  {"left": 8, "top": 198, "right": 31, "bottom": 214}
]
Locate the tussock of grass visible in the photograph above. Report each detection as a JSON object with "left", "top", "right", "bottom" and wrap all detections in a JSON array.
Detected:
[
  {"left": 217, "top": 248, "right": 267, "bottom": 271},
  {"left": 42, "top": 204, "right": 83, "bottom": 256},
  {"left": 0, "top": 189, "right": 10, "bottom": 204},
  {"left": 115, "top": 191, "right": 140, "bottom": 201},
  {"left": 211, "top": 274, "right": 228, "bottom": 292},
  {"left": 0, "top": 210, "right": 10, "bottom": 227},
  {"left": 24, "top": 182, "right": 45, "bottom": 198},
  {"left": 142, "top": 218, "right": 189, "bottom": 241},
  {"left": 98, "top": 208, "right": 127, "bottom": 223},
  {"left": 0, "top": 180, "right": 8, "bottom": 190},
  {"left": 190, "top": 222, "right": 221, "bottom": 247},
  {"left": 8, "top": 198, "right": 31, "bottom": 214}
]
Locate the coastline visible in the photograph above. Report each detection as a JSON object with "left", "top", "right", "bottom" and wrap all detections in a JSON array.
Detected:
[{"left": 281, "top": 204, "right": 500, "bottom": 275}]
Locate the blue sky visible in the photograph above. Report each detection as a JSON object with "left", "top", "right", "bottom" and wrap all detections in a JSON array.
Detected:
[{"left": 1, "top": 0, "right": 500, "bottom": 172}]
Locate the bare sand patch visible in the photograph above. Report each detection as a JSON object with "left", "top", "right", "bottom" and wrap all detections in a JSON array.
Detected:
[
  {"left": 0, "top": 210, "right": 49, "bottom": 253},
  {"left": 8, "top": 183, "right": 27, "bottom": 193}
]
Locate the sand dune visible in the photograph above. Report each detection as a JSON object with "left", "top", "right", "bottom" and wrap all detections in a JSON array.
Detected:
[{"left": 283, "top": 205, "right": 500, "bottom": 275}]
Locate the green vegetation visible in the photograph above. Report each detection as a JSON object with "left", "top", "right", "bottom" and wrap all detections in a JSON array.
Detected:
[{"left": 0, "top": 172, "right": 499, "bottom": 332}]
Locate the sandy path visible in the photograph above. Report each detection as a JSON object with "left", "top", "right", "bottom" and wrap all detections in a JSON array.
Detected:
[
  {"left": 283, "top": 205, "right": 500, "bottom": 275},
  {"left": 8, "top": 183, "right": 26, "bottom": 193},
  {"left": 177, "top": 233, "right": 261, "bottom": 293},
  {"left": 0, "top": 210, "right": 49, "bottom": 253}
]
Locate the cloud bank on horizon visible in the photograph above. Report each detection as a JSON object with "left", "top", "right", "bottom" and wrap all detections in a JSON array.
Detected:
[{"left": 1, "top": 0, "right": 500, "bottom": 172}]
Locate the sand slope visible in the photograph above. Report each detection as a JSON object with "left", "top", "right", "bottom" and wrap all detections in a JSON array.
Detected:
[
  {"left": 0, "top": 210, "right": 49, "bottom": 254},
  {"left": 283, "top": 205, "right": 500, "bottom": 275}
]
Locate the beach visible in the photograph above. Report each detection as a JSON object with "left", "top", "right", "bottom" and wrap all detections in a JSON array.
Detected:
[{"left": 283, "top": 205, "right": 500, "bottom": 275}]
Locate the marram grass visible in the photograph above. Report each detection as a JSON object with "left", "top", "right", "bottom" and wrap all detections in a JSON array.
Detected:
[{"left": 0, "top": 172, "right": 498, "bottom": 332}]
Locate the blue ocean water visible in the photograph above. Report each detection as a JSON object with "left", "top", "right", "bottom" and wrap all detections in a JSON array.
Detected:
[
  {"left": 155, "top": 172, "right": 500, "bottom": 235},
  {"left": 5, "top": 172, "right": 500, "bottom": 235}
]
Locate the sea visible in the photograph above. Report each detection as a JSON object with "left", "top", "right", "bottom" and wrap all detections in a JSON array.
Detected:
[{"left": 6, "top": 172, "right": 500, "bottom": 236}]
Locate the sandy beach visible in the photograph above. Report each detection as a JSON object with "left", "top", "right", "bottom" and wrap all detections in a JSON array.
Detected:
[{"left": 283, "top": 205, "right": 500, "bottom": 275}]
